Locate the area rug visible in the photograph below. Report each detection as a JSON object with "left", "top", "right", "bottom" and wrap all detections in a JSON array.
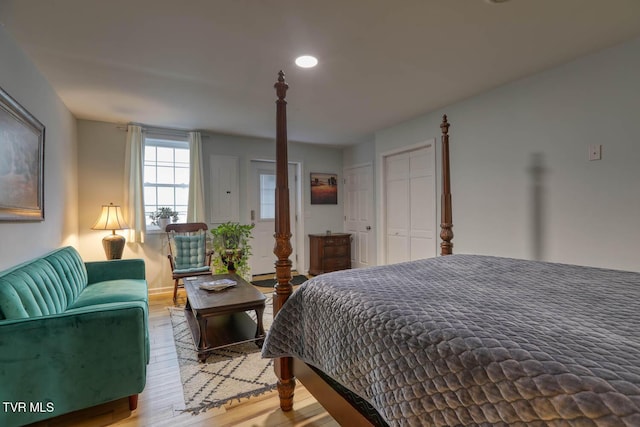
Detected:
[
  {"left": 251, "top": 274, "right": 308, "bottom": 288},
  {"left": 168, "top": 295, "right": 276, "bottom": 415}
]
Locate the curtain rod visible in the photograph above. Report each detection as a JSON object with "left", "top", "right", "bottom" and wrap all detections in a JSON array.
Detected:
[{"left": 115, "top": 123, "right": 209, "bottom": 137}]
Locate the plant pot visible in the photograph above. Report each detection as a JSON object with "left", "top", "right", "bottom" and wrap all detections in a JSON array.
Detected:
[
  {"left": 158, "top": 217, "right": 170, "bottom": 231},
  {"left": 221, "top": 249, "right": 243, "bottom": 273}
]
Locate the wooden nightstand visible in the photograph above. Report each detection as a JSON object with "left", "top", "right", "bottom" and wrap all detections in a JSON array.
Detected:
[{"left": 308, "top": 233, "right": 351, "bottom": 276}]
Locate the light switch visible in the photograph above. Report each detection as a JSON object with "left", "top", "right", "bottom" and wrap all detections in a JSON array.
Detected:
[{"left": 588, "top": 144, "right": 602, "bottom": 161}]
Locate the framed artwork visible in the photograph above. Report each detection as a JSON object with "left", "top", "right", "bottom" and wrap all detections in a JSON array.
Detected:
[
  {"left": 0, "top": 87, "right": 45, "bottom": 221},
  {"left": 310, "top": 172, "right": 338, "bottom": 205}
]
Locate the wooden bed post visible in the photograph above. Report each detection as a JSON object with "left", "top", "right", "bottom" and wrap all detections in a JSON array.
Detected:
[
  {"left": 273, "top": 70, "right": 296, "bottom": 411},
  {"left": 440, "top": 115, "right": 454, "bottom": 255}
]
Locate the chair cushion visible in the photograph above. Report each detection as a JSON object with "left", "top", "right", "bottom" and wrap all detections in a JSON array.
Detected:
[
  {"left": 173, "top": 266, "right": 210, "bottom": 275},
  {"left": 173, "top": 232, "right": 207, "bottom": 270}
]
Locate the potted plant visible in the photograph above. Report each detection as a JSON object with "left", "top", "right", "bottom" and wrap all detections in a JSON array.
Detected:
[
  {"left": 149, "top": 207, "right": 179, "bottom": 230},
  {"left": 211, "top": 222, "right": 254, "bottom": 280}
]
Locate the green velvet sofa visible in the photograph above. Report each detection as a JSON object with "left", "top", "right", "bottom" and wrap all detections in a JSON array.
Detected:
[{"left": 0, "top": 246, "right": 149, "bottom": 427}]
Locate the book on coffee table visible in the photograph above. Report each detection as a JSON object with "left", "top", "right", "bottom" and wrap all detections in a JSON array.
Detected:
[{"left": 199, "top": 279, "right": 237, "bottom": 292}]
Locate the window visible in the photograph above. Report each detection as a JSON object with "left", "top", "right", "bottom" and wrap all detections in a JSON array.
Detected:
[
  {"left": 144, "top": 135, "right": 189, "bottom": 228},
  {"left": 259, "top": 173, "right": 276, "bottom": 220}
]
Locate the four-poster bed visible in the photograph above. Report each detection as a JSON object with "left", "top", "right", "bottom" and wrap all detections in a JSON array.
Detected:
[{"left": 263, "top": 72, "right": 640, "bottom": 426}]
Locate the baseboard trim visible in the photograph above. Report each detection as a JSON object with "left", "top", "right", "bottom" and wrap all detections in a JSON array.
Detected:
[{"left": 148, "top": 286, "right": 174, "bottom": 295}]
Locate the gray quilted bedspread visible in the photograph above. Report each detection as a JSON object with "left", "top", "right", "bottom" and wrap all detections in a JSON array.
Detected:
[{"left": 262, "top": 255, "right": 640, "bottom": 426}]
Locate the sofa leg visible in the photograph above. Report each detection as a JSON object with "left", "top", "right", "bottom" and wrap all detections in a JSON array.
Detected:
[{"left": 129, "top": 394, "right": 139, "bottom": 410}]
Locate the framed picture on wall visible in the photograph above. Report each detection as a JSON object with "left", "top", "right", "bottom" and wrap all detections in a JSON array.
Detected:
[
  {"left": 0, "top": 87, "right": 45, "bottom": 221},
  {"left": 310, "top": 172, "right": 338, "bottom": 205}
]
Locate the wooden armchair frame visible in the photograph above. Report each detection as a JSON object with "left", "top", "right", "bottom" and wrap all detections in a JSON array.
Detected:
[{"left": 166, "top": 222, "right": 213, "bottom": 303}]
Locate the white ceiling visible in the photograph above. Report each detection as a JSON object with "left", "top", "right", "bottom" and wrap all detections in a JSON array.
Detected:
[{"left": 2, "top": 0, "right": 640, "bottom": 146}]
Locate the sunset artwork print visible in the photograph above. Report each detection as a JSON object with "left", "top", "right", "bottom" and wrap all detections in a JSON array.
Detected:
[{"left": 310, "top": 173, "right": 337, "bottom": 205}]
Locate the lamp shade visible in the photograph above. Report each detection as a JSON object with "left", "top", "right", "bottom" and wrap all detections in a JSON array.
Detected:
[
  {"left": 92, "top": 203, "right": 129, "bottom": 260},
  {"left": 91, "top": 203, "right": 129, "bottom": 231}
]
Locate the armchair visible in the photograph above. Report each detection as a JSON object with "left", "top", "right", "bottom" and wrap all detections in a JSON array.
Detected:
[{"left": 166, "top": 222, "right": 212, "bottom": 303}]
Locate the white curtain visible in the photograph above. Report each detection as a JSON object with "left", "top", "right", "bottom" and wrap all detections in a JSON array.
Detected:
[
  {"left": 124, "top": 124, "right": 146, "bottom": 243},
  {"left": 187, "top": 131, "right": 206, "bottom": 223}
]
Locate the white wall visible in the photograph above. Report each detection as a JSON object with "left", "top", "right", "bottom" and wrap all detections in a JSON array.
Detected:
[
  {"left": 77, "top": 120, "right": 125, "bottom": 262},
  {"left": 76, "top": 120, "right": 169, "bottom": 289},
  {"left": 76, "top": 121, "right": 344, "bottom": 290},
  {"left": 9, "top": 21, "right": 636, "bottom": 278},
  {"left": 343, "top": 138, "right": 375, "bottom": 167},
  {"left": 202, "top": 132, "right": 344, "bottom": 274},
  {"left": 373, "top": 36, "right": 640, "bottom": 272},
  {"left": 0, "top": 26, "right": 78, "bottom": 269}
]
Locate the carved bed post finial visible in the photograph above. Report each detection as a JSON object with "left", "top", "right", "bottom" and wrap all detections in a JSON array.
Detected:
[
  {"left": 275, "top": 70, "right": 288, "bottom": 100},
  {"left": 440, "top": 115, "right": 454, "bottom": 255},
  {"left": 273, "top": 70, "right": 295, "bottom": 411}
]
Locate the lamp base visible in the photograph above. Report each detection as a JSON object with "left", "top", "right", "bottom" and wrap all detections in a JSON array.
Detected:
[{"left": 102, "top": 234, "right": 125, "bottom": 260}]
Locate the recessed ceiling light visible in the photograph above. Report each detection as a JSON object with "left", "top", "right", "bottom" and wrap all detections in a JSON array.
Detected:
[{"left": 295, "top": 55, "right": 318, "bottom": 68}]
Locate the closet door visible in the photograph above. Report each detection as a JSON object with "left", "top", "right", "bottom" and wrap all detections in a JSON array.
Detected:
[
  {"left": 384, "top": 143, "right": 436, "bottom": 264},
  {"left": 408, "top": 146, "right": 436, "bottom": 261},
  {"left": 385, "top": 152, "right": 410, "bottom": 264}
]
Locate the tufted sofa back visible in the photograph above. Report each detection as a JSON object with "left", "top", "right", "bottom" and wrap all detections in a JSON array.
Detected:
[{"left": 0, "top": 247, "right": 88, "bottom": 320}]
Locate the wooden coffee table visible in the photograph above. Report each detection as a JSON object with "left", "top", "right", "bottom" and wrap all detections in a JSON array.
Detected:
[{"left": 183, "top": 273, "right": 266, "bottom": 362}]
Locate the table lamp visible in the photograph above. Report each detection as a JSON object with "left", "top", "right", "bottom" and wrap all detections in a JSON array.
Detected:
[{"left": 91, "top": 202, "right": 129, "bottom": 259}]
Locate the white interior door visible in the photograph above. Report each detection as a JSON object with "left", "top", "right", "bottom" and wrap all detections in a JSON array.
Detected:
[
  {"left": 409, "top": 147, "right": 436, "bottom": 260},
  {"left": 249, "top": 161, "right": 297, "bottom": 275},
  {"left": 385, "top": 153, "right": 411, "bottom": 264},
  {"left": 209, "top": 155, "right": 239, "bottom": 222},
  {"left": 344, "top": 164, "right": 375, "bottom": 269},
  {"left": 383, "top": 143, "right": 436, "bottom": 264}
]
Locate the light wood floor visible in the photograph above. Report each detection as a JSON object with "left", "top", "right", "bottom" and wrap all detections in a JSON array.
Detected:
[{"left": 30, "top": 279, "right": 339, "bottom": 427}]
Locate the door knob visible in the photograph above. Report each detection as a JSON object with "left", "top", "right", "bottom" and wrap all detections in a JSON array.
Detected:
[{"left": 366, "top": 226, "right": 372, "bottom": 230}]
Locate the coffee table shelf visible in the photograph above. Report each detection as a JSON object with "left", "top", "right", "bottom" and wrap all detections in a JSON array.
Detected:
[
  {"left": 183, "top": 273, "right": 265, "bottom": 362},
  {"left": 184, "top": 310, "right": 261, "bottom": 350}
]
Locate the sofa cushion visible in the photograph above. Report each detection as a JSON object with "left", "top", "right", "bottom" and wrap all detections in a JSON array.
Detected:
[
  {"left": 0, "top": 247, "right": 90, "bottom": 320},
  {"left": 0, "top": 259, "right": 70, "bottom": 320},
  {"left": 67, "top": 279, "right": 148, "bottom": 310},
  {"left": 43, "top": 247, "right": 88, "bottom": 303}
]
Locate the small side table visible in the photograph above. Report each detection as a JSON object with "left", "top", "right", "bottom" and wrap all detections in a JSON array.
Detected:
[{"left": 308, "top": 233, "right": 352, "bottom": 275}]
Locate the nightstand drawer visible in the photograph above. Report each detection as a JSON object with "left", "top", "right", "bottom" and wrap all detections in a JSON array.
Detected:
[
  {"left": 324, "top": 245, "right": 348, "bottom": 258},
  {"left": 324, "top": 258, "right": 350, "bottom": 271},
  {"left": 324, "top": 236, "right": 350, "bottom": 247}
]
